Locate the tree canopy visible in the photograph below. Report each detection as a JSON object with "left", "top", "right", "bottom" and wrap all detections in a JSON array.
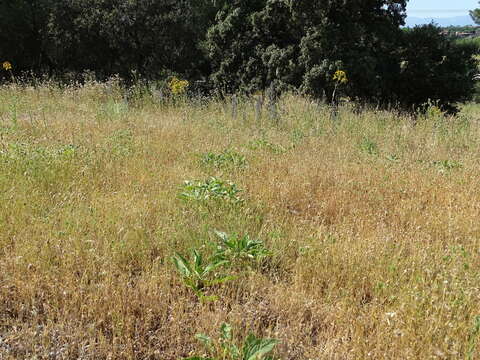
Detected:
[
  {"left": 0, "top": 0, "right": 477, "bottom": 110},
  {"left": 470, "top": 3, "right": 480, "bottom": 25}
]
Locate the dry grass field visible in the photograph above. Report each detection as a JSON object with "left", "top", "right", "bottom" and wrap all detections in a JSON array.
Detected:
[{"left": 1, "top": 82, "right": 480, "bottom": 359}]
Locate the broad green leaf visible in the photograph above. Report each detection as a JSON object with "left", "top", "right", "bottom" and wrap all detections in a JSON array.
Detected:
[
  {"left": 204, "top": 259, "right": 229, "bottom": 274},
  {"left": 172, "top": 253, "right": 192, "bottom": 277},
  {"left": 242, "top": 334, "right": 279, "bottom": 360},
  {"left": 193, "top": 250, "right": 203, "bottom": 269}
]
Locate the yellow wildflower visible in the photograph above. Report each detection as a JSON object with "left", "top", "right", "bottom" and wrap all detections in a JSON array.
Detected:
[
  {"left": 333, "top": 70, "right": 348, "bottom": 84},
  {"left": 169, "top": 76, "right": 189, "bottom": 95},
  {"left": 2, "top": 61, "right": 12, "bottom": 71}
]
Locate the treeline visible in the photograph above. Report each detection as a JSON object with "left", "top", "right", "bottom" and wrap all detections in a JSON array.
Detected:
[{"left": 0, "top": 0, "right": 477, "bottom": 110}]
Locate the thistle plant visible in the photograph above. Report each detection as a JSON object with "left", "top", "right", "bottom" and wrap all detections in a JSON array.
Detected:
[
  {"left": 172, "top": 250, "right": 233, "bottom": 301},
  {"left": 179, "top": 178, "right": 244, "bottom": 205},
  {"left": 184, "top": 322, "right": 279, "bottom": 360},
  {"left": 200, "top": 150, "right": 247, "bottom": 170},
  {"left": 214, "top": 231, "right": 269, "bottom": 264}
]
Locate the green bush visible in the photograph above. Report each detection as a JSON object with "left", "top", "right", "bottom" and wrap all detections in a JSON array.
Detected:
[
  {"left": 394, "top": 25, "right": 477, "bottom": 112},
  {"left": 206, "top": 2, "right": 475, "bottom": 111}
]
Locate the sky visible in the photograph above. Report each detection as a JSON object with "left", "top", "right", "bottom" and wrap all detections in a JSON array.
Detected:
[{"left": 407, "top": 0, "right": 478, "bottom": 18}]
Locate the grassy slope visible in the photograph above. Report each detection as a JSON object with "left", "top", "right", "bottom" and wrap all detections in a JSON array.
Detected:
[{"left": 1, "top": 83, "right": 480, "bottom": 359}]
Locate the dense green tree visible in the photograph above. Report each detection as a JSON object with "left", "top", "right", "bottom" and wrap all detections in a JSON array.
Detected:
[
  {"left": 207, "top": 0, "right": 267, "bottom": 94},
  {"left": 0, "top": 0, "right": 53, "bottom": 72},
  {"left": 48, "top": 0, "right": 218, "bottom": 79},
  {"left": 470, "top": 3, "right": 480, "bottom": 25},
  {"left": 396, "top": 25, "right": 477, "bottom": 111},
  {"left": 296, "top": 0, "right": 407, "bottom": 102},
  {"left": 207, "top": 0, "right": 475, "bottom": 110},
  {"left": 207, "top": 0, "right": 407, "bottom": 102},
  {"left": 47, "top": 0, "right": 118, "bottom": 76}
]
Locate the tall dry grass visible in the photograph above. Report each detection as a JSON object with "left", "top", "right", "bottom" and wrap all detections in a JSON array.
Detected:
[{"left": 1, "top": 82, "right": 480, "bottom": 359}]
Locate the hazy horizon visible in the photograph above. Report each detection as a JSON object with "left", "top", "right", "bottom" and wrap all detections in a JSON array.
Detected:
[
  {"left": 407, "top": 0, "right": 477, "bottom": 18},
  {"left": 405, "top": 0, "right": 478, "bottom": 26}
]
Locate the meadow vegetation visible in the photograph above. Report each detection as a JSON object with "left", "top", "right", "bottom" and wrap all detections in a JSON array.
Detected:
[
  {"left": 1, "top": 82, "right": 480, "bottom": 359},
  {"left": 1, "top": 1, "right": 477, "bottom": 112}
]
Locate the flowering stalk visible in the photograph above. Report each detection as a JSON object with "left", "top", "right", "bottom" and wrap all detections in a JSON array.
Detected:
[
  {"left": 169, "top": 76, "right": 189, "bottom": 96},
  {"left": 331, "top": 70, "right": 348, "bottom": 106},
  {"left": 2, "top": 61, "right": 15, "bottom": 82}
]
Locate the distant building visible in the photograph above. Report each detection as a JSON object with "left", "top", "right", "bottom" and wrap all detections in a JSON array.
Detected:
[
  {"left": 439, "top": 27, "right": 480, "bottom": 39},
  {"left": 455, "top": 31, "right": 476, "bottom": 38}
]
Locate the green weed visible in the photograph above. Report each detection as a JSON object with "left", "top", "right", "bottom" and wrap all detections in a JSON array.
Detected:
[
  {"left": 433, "top": 160, "right": 462, "bottom": 173},
  {"left": 247, "top": 139, "right": 286, "bottom": 155},
  {"left": 200, "top": 150, "right": 247, "bottom": 170},
  {"left": 385, "top": 154, "right": 400, "bottom": 163},
  {"left": 359, "top": 137, "right": 379, "bottom": 156},
  {"left": 180, "top": 178, "right": 244, "bottom": 205},
  {"left": 172, "top": 250, "right": 233, "bottom": 301},
  {"left": 184, "top": 322, "right": 279, "bottom": 360},
  {"left": 214, "top": 230, "right": 269, "bottom": 264},
  {"left": 0, "top": 143, "right": 78, "bottom": 177}
]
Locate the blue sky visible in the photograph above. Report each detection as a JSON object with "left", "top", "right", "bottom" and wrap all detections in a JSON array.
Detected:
[{"left": 407, "top": 0, "right": 478, "bottom": 18}]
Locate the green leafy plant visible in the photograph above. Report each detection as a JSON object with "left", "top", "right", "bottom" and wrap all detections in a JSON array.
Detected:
[
  {"left": 359, "top": 137, "right": 378, "bottom": 156},
  {"left": 247, "top": 139, "right": 286, "bottom": 155},
  {"left": 172, "top": 250, "right": 233, "bottom": 301},
  {"left": 214, "top": 231, "right": 269, "bottom": 264},
  {"left": 179, "top": 177, "right": 244, "bottom": 205},
  {"left": 433, "top": 160, "right": 462, "bottom": 173},
  {"left": 200, "top": 150, "right": 247, "bottom": 170},
  {"left": 385, "top": 154, "right": 400, "bottom": 163},
  {"left": 184, "top": 322, "right": 279, "bottom": 360}
]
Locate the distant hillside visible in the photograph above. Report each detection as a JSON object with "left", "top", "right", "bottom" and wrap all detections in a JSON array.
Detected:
[{"left": 406, "top": 15, "right": 475, "bottom": 27}]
